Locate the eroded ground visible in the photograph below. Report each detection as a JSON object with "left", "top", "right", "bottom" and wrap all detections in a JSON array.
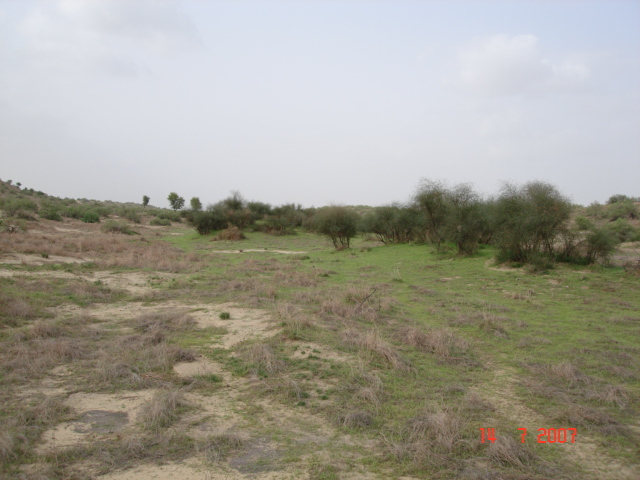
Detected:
[{"left": 1, "top": 218, "right": 638, "bottom": 480}]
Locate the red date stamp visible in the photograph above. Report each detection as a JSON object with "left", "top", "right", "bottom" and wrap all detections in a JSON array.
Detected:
[{"left": 480, "top": 428, "right": 577, "bottom": 443}]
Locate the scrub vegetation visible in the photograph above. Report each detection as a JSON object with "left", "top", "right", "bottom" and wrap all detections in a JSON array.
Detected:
[{"left": 0, "top": 178, "right": 638, "bottom": 479}]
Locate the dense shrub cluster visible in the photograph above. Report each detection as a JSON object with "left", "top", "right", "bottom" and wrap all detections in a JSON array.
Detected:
[
  {"left": 309, "top": 206, "right": 359, "bottom": 249},
  {"left": 0, "top": 197, "right": 38, "bottom": 219},
  {"left": 192, "top": 193, "right": 310, "bottom": 236}
]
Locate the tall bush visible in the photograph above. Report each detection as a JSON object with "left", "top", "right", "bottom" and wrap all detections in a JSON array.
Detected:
[
  {"left": 311, "top": 206, "right": 359, "bottom": 249},
  {"left": 493, "top": 181, "right": 572, "bottom": 263}
]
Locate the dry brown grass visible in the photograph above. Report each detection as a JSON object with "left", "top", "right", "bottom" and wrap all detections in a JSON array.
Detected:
[
  {"left": 138, "top": 389, "right": 190, "bottom": 431},
  {"left": 214, "top": 226, "right": 246, "bottom": 241},
  {"left": 487, "top": 435, "right": 536, "bottom": 468},
  {"left": 1, "top": 337, "right": 88, "bottom": 383},
  {"left": 273, "top": 301, "right": 314, "bottom": 339},
  {"left": 400, "top": 327, "right": 470, "bottom": 360},
  {"left": 27, "top": 320, "right": 69, "bottom": 340},
  {"left": 240, "top": 343, "right": 286, "bottom": 376},
  {"left": 0, "top": 431, "right": 15, "bottom": 464},
  {"left": 320, "top": 298, "right": 380, "bottom": 324},
  {"left": 93, "top": 339, "right": 195, "bottom": 389},
  {"left": 342, "top": 329, "right": 408, "bottom": 371},
  {"left": 197, "top": 433, "right": 245, "bottom": 463},
  {"left": 0, "top": 292, "right": 38, "bottom": 327},
  {"left": 134, "top": 310, "right": 196, "bottom": 334},
  {"left": 340, "top": 410, "right": 374, "bottom": 428},
  {"left": 585, "top": 384, "right": 630, "bottom": 409},
  {"left": 0, "top": 230, "right": 203, "bottom": 272},
  {"left": 405, "top": 409, "right": 464, "bottom": 453}
]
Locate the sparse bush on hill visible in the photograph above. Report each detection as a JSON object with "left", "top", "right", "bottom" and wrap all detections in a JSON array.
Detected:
[
  {"left": 607, "top": 194, "right": 631, "bottom": 204},
  {"left": 119, "top": 207, "right": 141, "bottom": 224},
  {"left": 101, "top": 220, "right": 135, "bottom": 235},
  {"left": 0, "top": 197, "right": 38, "bottom": 218},
  {"left": 156, "top": 210, "right": 182, "bottom": 222},
  {"left": 606, "top": 199, "right": 638, "bottom": 221},
  {"left": 150, "top": 217, "right": 171, "bottom": 226},
  {"left": 574, "top": 216, "right": 594, "bottom": 231},
  {"left": 605, "top": 218, "right": 638, "bottom": 242},
  {"left": 39, "top": 203, "right": 63, "bottom": 221},
  {"left": 82, "top": 212, "right": 100, "bottom": 223}
]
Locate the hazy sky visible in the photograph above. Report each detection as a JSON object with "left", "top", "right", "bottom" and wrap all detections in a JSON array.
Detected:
[{"left": 1, "top": 0, "right": 639, "bottom": 208}]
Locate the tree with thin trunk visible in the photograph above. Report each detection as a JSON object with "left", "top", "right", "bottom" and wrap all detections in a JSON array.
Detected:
[
  {"left": 142, "top": 195, "right": 150, "bottom": 208},
  {"left": 167, "top": 192, "right": 185, "bottom": 211},
  {"left": 190, "top": 197, "right": 202, "bottom": 211}
]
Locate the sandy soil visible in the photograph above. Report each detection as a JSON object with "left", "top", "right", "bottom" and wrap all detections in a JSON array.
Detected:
[
  {"left": 0, "top": 253, "right": 91, "bottom": 265},
  {"left": 37, "top": 390, "right": 156, "bottom": 453}
]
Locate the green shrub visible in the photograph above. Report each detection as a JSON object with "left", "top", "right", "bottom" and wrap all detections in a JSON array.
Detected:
[
  {"left": 0, "top": 197, "right": 38, "bottom": 217},
  {"left": 413, "top": 179, "right": 449, "bottom": 248},
  {"left": 157, "top": 210, "right": 182, "bottom": 222},
  {"left": 101, "top": 220, "right": 135, "bottom": 234},
  {"left": 150, "top": 217, "right": 171, "bottom": 226},
  {"left": 82, "top": 212, "right": 100, "bottom": 223},
  {"left": 605, "top": 218, "right": 636, "bottom": 242},
  {"left": 192, "top": 207, "right": 227, "bottom": 235},
  {"left": 607, "top": 194, "right": 631, "bottom": 204},
  {"left": 493, "top": 181, "right": 572, "bottom": 263},
  {"left": 584, "top": 202, "right": 605, "bottom": 218},
  {"left": 40, "top": 206, "right": 63, "bottom": 221},
  {"left": 219, "top": 312, "right": 231, "bottom": 320},
  {"left": 120, "top": 207, "right": 141, "bottom": 224},
  {"left": 525, "top": 253, "right": 555, "bottom": 274},
  {"left": 606, "top": 200, "right": 638, "bottom": 221},
  {"left": 584, "top": 228, "right": 618, "bottom": 264},
  {"left": 360, "top": 204, "right": 424, "bottom": 244},
  {"left": 574, "top": 216, "right": 594, "bottom": 231},
  {"left": 311, "top": 206, "right": 359, "bottom": 249}
]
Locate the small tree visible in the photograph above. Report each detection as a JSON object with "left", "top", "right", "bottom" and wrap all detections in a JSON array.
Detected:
[
  {"left": 443, "top": 183, "right": 484, "bottom": 255},
  {"left": 167, "top": 192, "right": 185, "bottom": 211},
  {"left": 493, "top": 181, "right": 572, "bottom": 263},
  {"left": 190, "top": 197, "right": 202, "bottom": 211},
  {"left": 142, "top": 195, "right": 150, "bottom": 208},
  {"left": 413, "top": 179, "right": 449, "bottom": 250},
  {"left": 312, "top": 206, "right": 359, "bottom": 249}
]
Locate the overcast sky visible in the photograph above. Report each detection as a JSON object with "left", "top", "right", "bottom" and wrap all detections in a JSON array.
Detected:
[{"left": 1, "top": 0, "right": 639, "bottom": 208}]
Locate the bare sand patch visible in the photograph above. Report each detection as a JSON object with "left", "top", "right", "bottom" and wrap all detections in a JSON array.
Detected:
[
  {"left": 290, "top": 342, "right": 351, "bottom": 363},
  {"left": 0, "top": 253, "right": 91, "bottom": 265},
  {"left": 37, "top": 390, "right": 155, "bottom": 453},
  {"left": 182, "top": 391, "right": 243, "bottom": 439},
  {"left": 54, "top": 227, "right": 85, "bottom": 234},
  {"left": 0, "top": 268, "right": 173, "bottom": 295},
  {"left": 100, "top": 461, "right": 292, "bottom": 480},
  {"left": 192, "top": 303, "right": 278, "bottom": 349},
  {"left": 173, "top": 356, "right": 225, "bottom": 378}
]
